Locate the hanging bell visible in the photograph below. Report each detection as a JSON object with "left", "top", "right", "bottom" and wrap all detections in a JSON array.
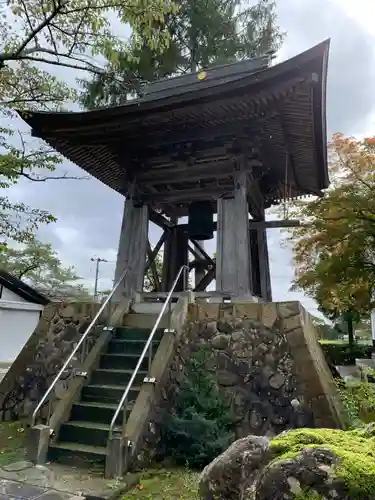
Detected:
[{"left": 188, "top": 201, "right": 214, "bottom": 240}]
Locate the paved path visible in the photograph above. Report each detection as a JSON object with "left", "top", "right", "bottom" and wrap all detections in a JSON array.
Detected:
[{"left": 0, "top": 478, "right": 83, "bottom": 499}]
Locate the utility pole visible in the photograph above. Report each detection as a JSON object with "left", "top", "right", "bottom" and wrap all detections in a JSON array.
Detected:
[{"left": 91, "top": 257, "right": 108, "bottom": 300}]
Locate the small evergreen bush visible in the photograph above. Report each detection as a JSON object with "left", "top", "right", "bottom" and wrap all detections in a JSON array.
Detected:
[{"left": 161, "top": 346, "right": 235, "bottom": 469}]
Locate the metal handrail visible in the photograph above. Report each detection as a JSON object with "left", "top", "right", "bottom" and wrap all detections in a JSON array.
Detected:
[
  {"left": 31, "top": 265, "right": 130, "bottom": 427},
  {"left": 109, "top": 264, "right": 190, "bottom": 438}
]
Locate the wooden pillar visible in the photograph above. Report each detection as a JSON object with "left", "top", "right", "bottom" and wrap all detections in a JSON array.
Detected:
[
  {"left": 162, "top": 226, "right": 188, "bottom": 292},
  {"left": 257, "top": 209, "right": 272, "bottom": 302},
  {"left": 195, "top": 240, "right": 206, "bottom": 290},
  {"left": 216, "top": 172, "right": 252, "bottom": 297},
  {"left": 249, "top": 209, "right": 272, "bottom": 302},
  {"left": 250, "top": 228, "right": 261, "bottom": 298},
  {"left": 113, "top": 199, "right": 148, "bottom": 300}
]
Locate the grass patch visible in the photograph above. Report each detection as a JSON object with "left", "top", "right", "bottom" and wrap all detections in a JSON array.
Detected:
[
  {"left": 0, "top": 421, "right": 27, "bottom": 466},
  {"left": 122, "top": 469, "right": 199, "bottom": 499}
]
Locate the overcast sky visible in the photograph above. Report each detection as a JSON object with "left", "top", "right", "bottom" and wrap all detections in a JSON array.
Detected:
[{"left": 4, "top": 0, "right": 375, "bottom": 316}]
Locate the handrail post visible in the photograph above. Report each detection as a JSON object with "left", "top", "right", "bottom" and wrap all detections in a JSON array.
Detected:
[
  {"left": 108, "top": 264, "right": 190, "bottom": 440},
  {"left": 31, "top": 264, "right": 130, "bottom": 427}
]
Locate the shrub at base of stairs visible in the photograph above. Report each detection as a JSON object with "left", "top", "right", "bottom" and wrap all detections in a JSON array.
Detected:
[
  {"left": 319, "top": 341, "right": 372, "bottom": 366},
  {"left": 199, "top": 427, "right": 375, "bottom": 499},
  {"left": 160, "top": 347, "right": 236, "bottom": 469}
]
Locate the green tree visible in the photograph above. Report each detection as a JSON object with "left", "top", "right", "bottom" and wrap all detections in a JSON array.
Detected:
[
  {"left": 0, "top": 0, "right": 175, "bottom": 246},
  {"left": 82, "top": 0, "right": 284, "bottom": 108},
  {"left": 287, "top": 133, "right": 375, "bottom": 327},
  {"left": 0, "top": 239, "right": 91, "bottom": 300}
]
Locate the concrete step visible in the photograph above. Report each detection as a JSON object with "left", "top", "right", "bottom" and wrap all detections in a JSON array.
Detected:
[
  {"left": 106, "top": 339, "right": 160, "bottom": 355},
  {"left": 70, "top": 401, "right": 133, "bottom": 426},
  {"left": 48, "top": 441, "right": 107, "bottom": 467},
  {"left": 100, "top": 352, "right": 150, "bottom": 371},
  {"left": 81, "top": 384, "right": 140, "bottom": 404},
  {"left": 90, "top": 368, "right": 148, "bottom": 387},
  {"left": 124, "top": 313, "right": 169, "bottom": 329},
  {"left": 114, "top": 326, "right": 163, "bottom": 341},
  {"left": 59, "top": 421, "right": 121, "bottom": 449},
  {"left": 131, "top": 302, "right": 175, "bottom": 315}
]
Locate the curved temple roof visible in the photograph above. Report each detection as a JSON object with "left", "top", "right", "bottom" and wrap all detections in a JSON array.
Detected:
[{"left": 18, "top": 40, "right": 330, "bottom": 217}]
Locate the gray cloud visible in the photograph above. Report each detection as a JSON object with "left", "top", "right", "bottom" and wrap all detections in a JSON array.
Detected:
[{"left": 3, "top": 0, "right": 375, "bottom": 313}]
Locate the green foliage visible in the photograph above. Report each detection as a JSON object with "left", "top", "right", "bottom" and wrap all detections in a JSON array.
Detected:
[
  {"left": 287, "top": 134, "right": 375, "bottom": 317},
  {"left": 161, "top": 347, "right": 235, "bottom": 469},
  {"left": 82, "top": 0, "right": 284, "bottom": 108},
  {"left": 319, "top": 341, "right": 372, "bottom": 366},
  {"left": 0, "top": 239, "right": 91, "bottom": 300},
  {"left": 1, "top": 0, "right": 175, "bottom": 245},
  {"left": 335, "top": 379, "right": 375, "bottom": 428},
  {"left": 271, "top": 427, "right": 375, "bottom": 499}
]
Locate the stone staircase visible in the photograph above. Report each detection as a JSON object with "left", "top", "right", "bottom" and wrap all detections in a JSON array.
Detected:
[{"left": 48, "top": 314, "right": 166, "bottom": 467}]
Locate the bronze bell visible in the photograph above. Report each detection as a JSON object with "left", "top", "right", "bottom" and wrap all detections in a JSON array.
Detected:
[{"left": 188, "top": 201, "right": 214, "bottom": 240}]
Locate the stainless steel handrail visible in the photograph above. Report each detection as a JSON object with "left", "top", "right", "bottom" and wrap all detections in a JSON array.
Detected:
[
  {"left": 108, "top": 264, "right": 190, "bottom": 438},
  {"left": 31, "top": 265, "right": 130, "bottom": 427}
]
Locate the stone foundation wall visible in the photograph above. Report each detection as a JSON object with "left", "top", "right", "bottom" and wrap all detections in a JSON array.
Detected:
[
  {"left": 0, "top": 302, "right": 114, "bottom": 421},
  {"left": 142, "top": 300, "right": 346, "bottom": 458}
]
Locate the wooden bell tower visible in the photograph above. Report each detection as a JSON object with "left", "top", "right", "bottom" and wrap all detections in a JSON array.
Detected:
[{"left": 21, "top": 41, "right": 330, "bottom": 302}]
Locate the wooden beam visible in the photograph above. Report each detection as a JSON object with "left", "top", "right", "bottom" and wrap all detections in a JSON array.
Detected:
[
  {"left": 181, "top": 219, "right": 301, "bottom": 232},
  {"left": 144, "top": 231, "right": 166, "bottom": 274},
  {"left": 138, "top": 158, "right": 262, "bottom": 185},
  {"left": 194, "top": 267, "right": 216, "bottom": 292},
  {"left": 148, "top": 207, "right": 174, "bottom": 229},
  {"left": 146, "top": 241, "right": 161, "bottom": 292},
  {"left": 144, "top": 185, "right": 234, "bottom": 204},
  {"left": 190, "top": 239, "right": 215, "bottom": 267}
]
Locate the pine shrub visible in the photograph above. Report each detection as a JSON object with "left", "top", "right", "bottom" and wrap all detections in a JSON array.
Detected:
[{"left": 161, "top": 347, "right": 235, "bottom": 469}]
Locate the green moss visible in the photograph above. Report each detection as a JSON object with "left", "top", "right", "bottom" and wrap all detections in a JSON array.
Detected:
[
  {"left": 271, "top": 428, "right": 375, "bottom": 499},
  {"left": 122, "top": 469, "right": 199, "bottom": 499},
  {"left": 293, "top": 490, "right": 325, "bottom": 500}
]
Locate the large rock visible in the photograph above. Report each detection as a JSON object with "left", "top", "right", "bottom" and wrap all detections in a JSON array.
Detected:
[
  {"left": 254, "top": 447, "right": 341, "bottom": 499},
  {"left": 199, "top": 435, "right": 270, "bottom": 500},
  {"left": 199, "top": 428, "right": 375, "bottom": 500}
]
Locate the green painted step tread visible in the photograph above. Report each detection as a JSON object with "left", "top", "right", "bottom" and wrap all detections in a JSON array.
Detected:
[
  {"left": 49, "top": 441, "right": 107, "bottom": 456},
  {"left": 102, "top": 353, "right": 150, "bottom": 358},
  {"left": 85, "top": 384, "right": 141, "bottom": 390},
  {"left": 63, "top": 420, "right": 121, "bottom": 431},
  {"left": 109, "top": 339, "right": 159, "bottom": 343},
  {"left": 74, "top": 401, "right": 119, "bottom": 409},
  {"left": 94, "top": 368, "right": 148, "bottom": 375}
]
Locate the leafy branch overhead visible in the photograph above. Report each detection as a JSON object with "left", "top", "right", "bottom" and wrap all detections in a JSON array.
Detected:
[
  {"left": 82, "top": 0, "right": 284, "bottom": 108},
  {"left": 0, "top": 0, "right": 176, "bottom": 111},
  {"left": 288, "top": 133, "right": 375, "bottom": 317}
]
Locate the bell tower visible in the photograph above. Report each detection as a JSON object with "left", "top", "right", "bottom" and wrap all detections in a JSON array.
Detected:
[{"left": 21, "top": 41, "right": 330, "bottom": 302}]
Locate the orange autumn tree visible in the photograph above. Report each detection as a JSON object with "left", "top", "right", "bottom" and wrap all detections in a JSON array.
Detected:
[{"left": 287, "top": 133, "right": 375, "bottom": 326}]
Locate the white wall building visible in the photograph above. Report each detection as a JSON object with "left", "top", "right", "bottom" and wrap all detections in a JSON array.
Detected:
[{"left": 0, "top": 270, "right": 49, "bottom": 378}]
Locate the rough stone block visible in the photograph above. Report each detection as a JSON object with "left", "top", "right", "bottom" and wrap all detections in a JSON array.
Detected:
[{"left": 105, "top": 433, "right": 125, "bottom": 479}]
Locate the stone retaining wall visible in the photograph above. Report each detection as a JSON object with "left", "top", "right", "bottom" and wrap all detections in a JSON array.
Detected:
[
  {"left": 0, "top": 302, "right": 114, "bottom": 421},
  {"left": 141, "top": 300, "right": 346, "bottom": 459}
]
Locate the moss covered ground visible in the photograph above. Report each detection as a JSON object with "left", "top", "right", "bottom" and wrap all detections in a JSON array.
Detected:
[
  {"left": 121, "top": 469, "right": 199, "bottom": 499},
  {"left": 0, "top": 421, "right": 27, "bottom": 466},
  {"left": 271, "top": 427, "right": 375, "bottom": 499}
]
